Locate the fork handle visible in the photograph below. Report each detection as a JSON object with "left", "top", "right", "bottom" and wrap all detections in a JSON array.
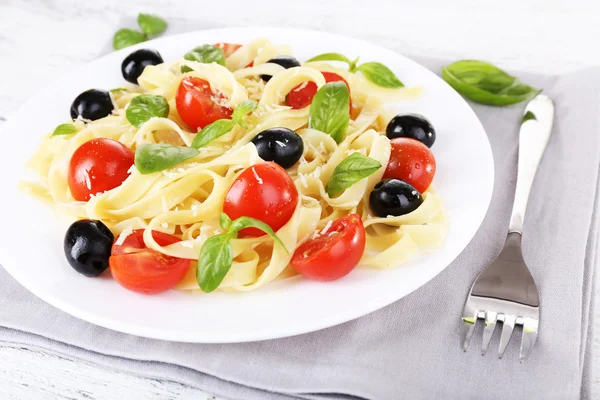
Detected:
[{"left": 509, "top": 95, "right": 554, "bottom": 234}]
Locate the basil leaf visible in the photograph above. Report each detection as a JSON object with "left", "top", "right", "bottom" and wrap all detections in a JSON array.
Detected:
[
  {"left": 220, "top": 213, "right": 232, "bottom": 230},
  {"left": 522, "top": 111, "right": 537, "bottom": 124},
  {"left": 134, "top": 144, "right": 199, "bottom": 174},
  {"left": 358, "top": 62, "right": 403, "bottom": 88},
  {"left": 442, "top": 60, "right": 541, "bottom": 106},
  {"left": 231, "top": 100, "right": 258, "bottom": 127},
  {"left": 308, "top": 82, "right": 350, "bottom": 143},
  {"left": 180, "top": 65, "right": 194, "bottom": 73},
  {"left": 348, "top": 56, "right": 360, "bottom": 73},
  {"left": 326, "top": 152, "right": 382, "bottom": 197},
  {"left": 51, "top": 123, "right": 78, "bottom": 137},
  {"left": 126, "top": 94, "right": 170, "bottom": 128},
  {"left": 191, "top": 119, "right": 236, "bottom": 149},
  {"left": 113, "top": 28, "right": 146, "bottom": 50},
  {"left": 196, "top": 234, "right": 234, "bottom": 293},
  {"left": 109, "top": 87, "right": 130, "bottom": 94},
  {"left": 184, "top": 45, "right": 226, "bottom": 66},
  {"left": 228, "top": 216, "right": 289, "bottom": 254},
  {"left": 137, "top": 13, "right": 167, "bottom": 36},
  {"left": 306, "top": 52, "right": 351, "bottom": 65}
]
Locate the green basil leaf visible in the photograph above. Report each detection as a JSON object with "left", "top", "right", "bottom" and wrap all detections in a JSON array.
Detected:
[
  {"left": 134, "top": 144, "right": 199, "bottom": 174},
  {"left": 220, "top": 213, "right": 232, "bottom": 230},
  {"left": 109, "top": 87, "right": 130, "bottom": 94},
  {"left": 522, "top": 111, "right": 537, "bottom": 124},
  {"left": 113, "top": 28, "right": 146, "bottom": 50},
  {"left": 358, "top": 62, "right": 404, "bottom": 88},
  {"left": 348, "top": 56, "right": 360, "bottom": 73},
  {"left": 196, "top": 234, "right": 234, "bottom": 293},
  {"left": 184, "top": 45, "right": 226, "bottom": 66},
  {"left": 231, "top": 100, "right": 258, "bottom": 127},
  {"left": 228, "top": 216, "right": 289, "bottom": 254},
  {"left": 126, "top": 94, "right": 170, "bottom": 128},
  {"left": 326, "top": 152, "right": 382, "bottom": 197},
  {"left": 308, "top": 82, "right": 350, "bottom": 143},
  {"left": 191, "top": 119, "right": 236, "bottom": 149},
  {"left": 442, "top": 60, "right": 541, "bottom": 106},
  {"left": 51, "top": 123, "right": 78, "bottom": 137},
  {"left": 180, "top": 65, "right": 194, "bottom": 73},
  {"left": 137, "top": 13, "right": 167, "bottom": 36},
  {"left": 306, "top": 52, "right": 351, "bottom": 65}
]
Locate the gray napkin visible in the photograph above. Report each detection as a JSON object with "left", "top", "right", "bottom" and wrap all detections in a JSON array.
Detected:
[{"left": 0, "top": 18, "right": 597, "bottom": 400}]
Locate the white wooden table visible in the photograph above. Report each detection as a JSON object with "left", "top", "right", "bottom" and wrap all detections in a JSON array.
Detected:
[{"left": 1, "top": 0, "right": 599, "bottom": 398}]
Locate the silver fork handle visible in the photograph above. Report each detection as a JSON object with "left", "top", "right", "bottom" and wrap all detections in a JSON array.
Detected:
[{"left": 509, "top": 95, "right": 554, "bottom": 234}]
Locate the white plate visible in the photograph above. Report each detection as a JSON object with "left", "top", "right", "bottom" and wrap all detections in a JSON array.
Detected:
[{"left": 0, "top": 27, "right": 493, "bottom": 343}]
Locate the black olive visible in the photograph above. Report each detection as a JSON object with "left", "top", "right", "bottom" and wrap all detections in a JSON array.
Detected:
[
  {"left": 386, "top": 114, "right": 436, "bottom": 148},
  {"left": 369, "top": 179, "right": 423, "bottom": 217},
  {"left": 260, "top": 56, "right": 301, "bottom": 82},
  {"left": 121, "top": 49, "right": 164, "bottom": 84},
  {"left": 70, "top": 89, "right": 114, "bottom": 121},
  {"left": 251, "top": 127, "right": 304, "bottom": 169},
  {"left": 64, "top": 219, "right": 114, "bottom": 277}
]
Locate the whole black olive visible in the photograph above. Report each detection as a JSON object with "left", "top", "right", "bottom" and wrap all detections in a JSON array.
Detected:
[
  {"left": 369, "top": 179, "right": 423, "bottom": 217},
  {"left": 260, "top": 56, "right": 301, "bottom": 82},
  {"left": 70, "top": 89, "right": 114, "bottom": 121},
  {"left": 121, "top": 49, "right": 164, "bottom": 84},
  {"left": 64, "top": 219, "right": 114, "bottom": 277},
  {"left": 386, "top": 114, "right": 436, "bottom": 148},
  {"left": 251, "top": 127, "right": 304, "bottom": 169}
]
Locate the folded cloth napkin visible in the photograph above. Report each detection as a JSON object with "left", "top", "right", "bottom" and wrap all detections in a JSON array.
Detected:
[{"left": 0, "top": 18, "right": 597, "bottom": 400}]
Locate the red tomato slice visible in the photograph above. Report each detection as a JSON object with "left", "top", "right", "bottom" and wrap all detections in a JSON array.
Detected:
[
  {"left": 291, "top": 214, "right": 365, "bottom": 281},
  {"left": 109, "top": 229, "right": 191, "bottom": 295},
  {"left": 383, "top": 137, "right": 436, "bottom": 193},
  {"left": 287, "top": 72, "right": 352, "bottom": 110},
  {"left": 68, "top": 138, "right": 134, "bottom": 202},
  {"left": 176, "top": 76, "right": 233, "bottom": 131},
  {"left": 223, "top": 162, "right": 298, "bottom": 237}
]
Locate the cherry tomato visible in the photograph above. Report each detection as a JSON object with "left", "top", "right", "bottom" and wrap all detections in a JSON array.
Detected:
[
  {"left": 213, "top": 43, "right": 242, "bottom": 57},
  {"left": 176, "top": 76, "right": 233, "bottom": 131},
  {"left": 110, "top": 229, "right": 191, "bottom": 294},
  {"left": 68, "top": 138, "right": 134, "bottom": 202},
  {"left": 383, "top": 138, "right": 436, "bottom": 193},
  {"left": 291, "top": 214, "right": 365, "bottom": 281},
  {"left": 223, "top": 162, "right": 298, "bottom": 237},
  {"left": 287, "top": 72, "right": 352, "bottom": 110}
]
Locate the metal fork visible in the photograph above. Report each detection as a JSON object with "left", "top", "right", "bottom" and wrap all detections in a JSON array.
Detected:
[{"left": 460, "top": 94, "right": 554, "bottom": 361}]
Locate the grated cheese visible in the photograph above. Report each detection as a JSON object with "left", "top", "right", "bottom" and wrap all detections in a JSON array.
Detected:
[
  {"left": 320, "top": 220, "right": 333, "bottom": 235},
  {"left": 275, "top": 140, "right": 286, "bottom": 147},
  {"left": 115, "top": 227, "right": 133, "bottom": 246},
  {"left": 83, "top": 170, "right": 92, "bottom": 191},
  {"left": 252, "top": 167, "right": 263, "bottom": 184},
  {"left": 161, "top": 222, "right": 169, "bottom": 229}
]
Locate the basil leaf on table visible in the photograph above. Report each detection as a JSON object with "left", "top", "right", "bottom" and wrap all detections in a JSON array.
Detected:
[
  {"left": 231, "top": 100, "right": 258, "bottom": 127},
  {"left": 184, "top": 45, "right": 226, "bottom": 66},
  {"left": 358, "top": 62, "right": 404, "bottom": 88},
  {"left": 326, "top": 152, "right": 382, "bottom": 197},
  {"left": 137, "top": 13, "right": 167, "bottom": 36},
  {"left": 191, "top": 119, "right": 236, "bottom": 149},
  {"left": 196, "top": 234, "right": 234, "bottom": 293},
  {"left": 441, "top": 60, "right": 541, "bottom": 106},
  {"left": 126, "top": 94, "right": 170, "bottom": 128},
  {"left": 113, "top": 28, "right": 147, "bottom": 50},
  {"left": 228, "top": 216, "right": 289, "bottom": 254},
  {"left": 134, "top": 144, "right": 199, "bottom": 174},
  {"left": 51, "top": 123, "right": 78, "bottom": 137},
  {"left": 522, "top": 111, "right": 537, "bottom": 124},
  {"left": 308, "top": 82, "right": 350, "bottom": 144}
]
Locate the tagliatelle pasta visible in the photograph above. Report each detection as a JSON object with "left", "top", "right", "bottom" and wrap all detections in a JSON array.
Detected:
[{"left": 21, "top": 38, "right": 447, "bottom": 293}]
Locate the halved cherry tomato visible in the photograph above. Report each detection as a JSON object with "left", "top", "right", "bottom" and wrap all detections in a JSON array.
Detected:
[
  {"left": 287, "top": 72, "right": 352, "bottom": 110},
  {"left": 110, "top": 229, "right": 191, "bottom": 295},
  {"left": 213, "top": 43, "right": 253, "bottom": 67},
  {"left": 213, "top": 43, "right": 242, "bottom": 57},
  {"left": 176, "top": 76, "right": 233, "bottom": 131},
  {"left": 291, "top": 214, "right": 365, "bottom": 281},
  {"left": 68, "top": 138, "right": 134, "bottom": 202},
  {"left": 383, "top": 137, "right": 436, "bottom": 193},
  {"left": 223, "top": 162, "right": 298, "bottom": 237}
]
